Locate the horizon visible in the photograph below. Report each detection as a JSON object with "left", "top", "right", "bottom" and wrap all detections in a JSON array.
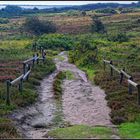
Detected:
[{"left": 0, "top": 1, "right": 138, "bottom": 6}]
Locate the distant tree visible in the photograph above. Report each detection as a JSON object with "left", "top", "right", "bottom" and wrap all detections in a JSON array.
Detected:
[
  {"left": 22, "top": 16, "right": 56, "bottom": 36},
  {"left": 67, "top": 10, "right": 80, "bottom": 16},
  {"left": 81, "top": 11, "right": 86, "bottom": 16},
  {"left": 53, "top": 8, "right": 58, "bottom": 12},
  {"left": 33, "top": 7, "right": 39, "bottom": 11},
  {"left": 4, "top": 5, "right": 22, "bottom": 14},
  {"left": 91, "top": 17, "right": 106, "bottom": 33},
  {"left": 95, "top": 8, "right": 117, "bottom": 14}
]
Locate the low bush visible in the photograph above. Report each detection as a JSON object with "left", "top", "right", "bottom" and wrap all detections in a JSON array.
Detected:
[
  {"left": 36, "top": 34, "right": 75, "bottom": 50},
  {"left": 107, "top": 32, "right": 129, "bottom": 43}
]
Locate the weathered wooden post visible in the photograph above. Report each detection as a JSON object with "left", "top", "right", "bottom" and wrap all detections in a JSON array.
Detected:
[
  {"left": 26, "top": 64, "right": 31, "bottom": 81},
  {"left": 19, "top": 78, "right": 23, "bottom": 94},
  {"left": 6, "top": 80, "right": 11, "bottom": 105},
  {"left": 23, "top": 62, "right": 26, "bottom": 75},
  {"left": 110, "top": 60, "right": 113, "bottom": 76},
  {"left": 128, "top": 77, "right": 133, "bottom": 95},
  {"left": 120, "top": 72, "right": 123, "bottom": 84},
  {"left": 32, "top": 54, "right": 35, "bottom": 68},
  {"left": 103, "top": 60, "right": 105, "bottom": 71},
  {"left": 137, "top": 84, "right": 140, "bottom": 105},
  {"left": 120, "top": 68, "right": 125, "bottom": 84}
]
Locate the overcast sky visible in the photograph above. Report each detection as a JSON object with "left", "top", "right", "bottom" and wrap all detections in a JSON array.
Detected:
[{"left": 0, "top": 1, "right": 138, "bottom": 5}]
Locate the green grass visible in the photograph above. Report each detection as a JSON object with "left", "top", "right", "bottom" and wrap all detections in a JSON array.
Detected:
[
  {"left": 119, "top": 122, "right": 140, "bottom": 139},
  {"left": 0, "top": 39, "right": 32, "bottom": 49},
  {"left": 0, "top": 116, "right": 20, "bottom": 139},
  {"left": 47, "top": 125, "right": 113, "bottom": 139},
  {"left": 0, "top": 39, "right": 34, "bottom": 61},
  {"left": 65, "top": 70, "right": 75, "bottom": 80},
  {"left": 53, "top": 71, "right": 66, "bottom": 100},
  {"left": 79, "top": 66, "right": 96, "bottom": 82},
  {"left": 54, "top": 55, "right": 65, "bottom": 61}
]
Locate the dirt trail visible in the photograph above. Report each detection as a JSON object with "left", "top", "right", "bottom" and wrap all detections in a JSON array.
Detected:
[
  {"left": 56, "top": 52, "right": 112, "bottom": 127},
  {"left": 10, "top": 71, "right": 59, "bottom": 139},
  {"left": 10, "top": 51, "right": 118, "bottom": 139}
]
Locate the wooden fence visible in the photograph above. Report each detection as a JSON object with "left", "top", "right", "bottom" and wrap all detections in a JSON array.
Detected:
[
  {"left": 103, "top": 59, "right": 140, "bottom": 105},
  {"left": 6, "top": 49, "right": 46, "bottom": 105}
]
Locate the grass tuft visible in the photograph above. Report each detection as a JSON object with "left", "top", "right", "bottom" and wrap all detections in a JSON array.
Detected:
[{"left": 47, "top": 125, "right": 113, "bottom": 139}]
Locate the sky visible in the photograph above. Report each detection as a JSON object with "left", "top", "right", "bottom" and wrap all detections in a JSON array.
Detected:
[{"left": 0, "top": 1, "right": 138, "bottom": 5}]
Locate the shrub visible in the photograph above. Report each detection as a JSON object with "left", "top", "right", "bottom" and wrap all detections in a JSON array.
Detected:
[
  {"left": 0, "top": 18, "right": 9, "bottom": 24},
  {"left": 22, "top": 16, "right": 56, "bottom": 35},
  {"left": 91, "top": 17, "right": 106, "bottom": 34},
  {"left": 95, "top": 8, "right": 117, "bottom": 14},
  {"left": 36, "top": 34, "right": 74, "bottom": 50},
  {"left": 69, "top": 38, "right": 98, "bottom": 67},
  {"left": 67, "top": 10, "right": 80, "bottom": 16},
  {"left": 107, "top": 32, "right": 129, "bottom": 43}
]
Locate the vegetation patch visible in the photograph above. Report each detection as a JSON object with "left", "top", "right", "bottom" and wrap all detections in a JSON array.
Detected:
[
  {"left": 36, "top": 34, "right": 75, "bottom": 51},
  {"left": 47, "top": 125, "right": 113, "bottom": 139},
  {"left": 53, "top": 71, "right": 66, "bottom": 100},
  {"left": 0, "top": 49, "right": 56, "bottom": 138},
  {"left": 0, "top": 119, "right": 20, "bottom": 139},
  {"left": 119, "top": 121, "right": 140, "bottom": 139},
  {"left": 54, "top": 55, "right": 65, "bottom": 61},
  {"left": 65, "top": 70, "right": 75, "bottom": 80}
]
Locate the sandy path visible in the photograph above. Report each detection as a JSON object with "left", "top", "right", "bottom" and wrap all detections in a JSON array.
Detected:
[
  {"left": 55, "top": 52, "right": 112, "bottom": 127},
  {"left": 10, "top": 71, "right": 59, "bottom": 139}
]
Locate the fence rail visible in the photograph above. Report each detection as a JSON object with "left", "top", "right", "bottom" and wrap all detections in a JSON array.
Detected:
[
  {"left": 6, "top": 49, "right": 46, "bottom": 105},
  {"left": 103, "top": 59, "right": 140, "bottom": 105}
]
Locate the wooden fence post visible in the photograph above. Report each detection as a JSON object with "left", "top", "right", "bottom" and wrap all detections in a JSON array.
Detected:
[
  {"left": 120, "top": 72, "right": 123, "bottom": 84},
  {"left": 26, "top": 64, "right": 31, "bottom": 81},
  {"left": 32, "top": 54, "right": 35, "bottom": 68},
  {"left": 110, "top": 60, "right": 113, "bottom": 76},
  {"left": 19, "top": 79, "right": 23, "bottom": 94},
  {"left": 6, "top": 80, "right": 11, "bottom": 105},
  {"left": 23, "top": 63, "right": 26, "bottom": 75},
  {"left": 137, "top": 85, "right": 140, "bottom": 105},
  {"left": 103, "top": 61, "right": 105, "bottom": 70},
  {"left": 120, "top": 68, "right": 125, "bottom": 84},
  {"left": 128, "top": 77, "right": 133, "bottom": 95}
]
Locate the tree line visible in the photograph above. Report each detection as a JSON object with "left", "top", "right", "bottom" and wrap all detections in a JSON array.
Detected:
[{"left": 0, "top": 2, "right": 140, "bottom": 17}]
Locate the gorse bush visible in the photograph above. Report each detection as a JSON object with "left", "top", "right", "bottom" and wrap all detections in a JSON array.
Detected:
[
  {"left": 69, "top": 38, "right": 98, "bottom": 67},
  {"left": 36, "top": 34, "right": 75, "bottom": 50},
  {"left": 22, "top": 16, "right": 56, "bottom": 36}
]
